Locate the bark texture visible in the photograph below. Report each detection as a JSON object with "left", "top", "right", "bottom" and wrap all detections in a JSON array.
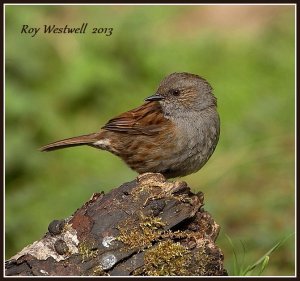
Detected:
[{"left": 5, "top": 173, "right": 227, "bottom": 276}]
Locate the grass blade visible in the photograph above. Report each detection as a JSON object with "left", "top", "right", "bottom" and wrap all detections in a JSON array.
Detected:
[
  {"left": 242, "top": 233, "right": 294, "bottom": 276},
  {"left": 225, "top": 234, "right": 239, "bottom": 276},
  {"left": 258, "top": 255, "right": 270, "bottom": 275}
]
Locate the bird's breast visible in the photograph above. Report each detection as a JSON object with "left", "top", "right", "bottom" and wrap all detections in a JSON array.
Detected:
[{"left": 166, "top": 108, "right": 220, "bottom": 175}]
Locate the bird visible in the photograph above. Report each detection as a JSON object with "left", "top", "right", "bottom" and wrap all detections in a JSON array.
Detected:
[{"left": 39, "top": 72, "right": 220, "bottom": 178}]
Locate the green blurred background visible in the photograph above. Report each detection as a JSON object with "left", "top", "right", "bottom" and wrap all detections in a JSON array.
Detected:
[{"left": 5, "top": 5, "right": 295, "bottom": 276}]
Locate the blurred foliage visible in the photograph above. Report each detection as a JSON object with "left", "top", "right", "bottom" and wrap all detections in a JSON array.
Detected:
[{"left": 5, "top": 5, "right": 295, "bottom": 276}]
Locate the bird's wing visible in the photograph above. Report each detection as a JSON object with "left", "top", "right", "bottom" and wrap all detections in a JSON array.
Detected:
[{"left": 102, "top": 101, "right": 168, "bottom": 135}]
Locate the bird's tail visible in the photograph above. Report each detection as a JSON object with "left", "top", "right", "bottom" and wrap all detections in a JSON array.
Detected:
[{"left": 39, "top": 133, "right": 99, "bottom": 152}]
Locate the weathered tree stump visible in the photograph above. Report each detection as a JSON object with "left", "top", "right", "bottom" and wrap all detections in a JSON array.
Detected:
[{"left": 5, "top": 173, "right": 227, "bottom": 276}]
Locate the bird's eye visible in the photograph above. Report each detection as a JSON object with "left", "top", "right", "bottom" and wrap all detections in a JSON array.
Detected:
[{"left": 171, "top": 89, "right": 180, "bottom": 96}]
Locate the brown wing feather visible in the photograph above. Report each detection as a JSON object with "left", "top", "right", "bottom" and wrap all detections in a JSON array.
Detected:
[{"left": 102, "top": 101, "right": 166, "bottom": 135}]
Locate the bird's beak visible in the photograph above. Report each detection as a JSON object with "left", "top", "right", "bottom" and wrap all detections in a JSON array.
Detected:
[{"left": 145, "top": 94, "right": 164, "bottom": 102}]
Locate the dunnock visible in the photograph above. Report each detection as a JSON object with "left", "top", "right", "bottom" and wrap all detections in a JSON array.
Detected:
[{"left": 40, "top": 72, "right": 220, "bottom": 178}]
